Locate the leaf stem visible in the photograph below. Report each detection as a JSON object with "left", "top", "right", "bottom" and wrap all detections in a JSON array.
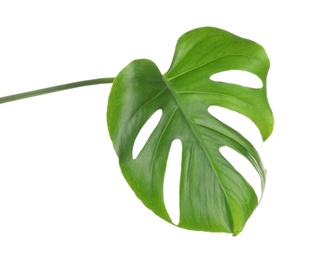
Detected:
[{"left": 0, "top": 77, "right": 114, "bottom": 104}]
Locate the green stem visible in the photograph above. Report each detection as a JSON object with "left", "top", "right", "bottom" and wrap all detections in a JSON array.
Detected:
[{"left": 0, "top": 77, "right": 114, "bottom": 104}]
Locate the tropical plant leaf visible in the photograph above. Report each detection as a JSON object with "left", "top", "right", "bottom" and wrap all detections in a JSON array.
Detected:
[{"left": 107, "top": 27, "right": 274, "bottom": 235}]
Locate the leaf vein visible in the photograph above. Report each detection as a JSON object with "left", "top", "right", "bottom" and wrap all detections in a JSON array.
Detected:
[
  {"left": 167, "top": 34, "right": 239, "bottom": 74},
  {"left": 150, "top": 107, "right": 179, "bottom": 188},
  {"left": 167, "top": 54, "right": 257, "bottom": 81},
  {"left": 128, "top": 88, "right": 167, "bottom": 127},
  {"left": 176, "top": 90, "right": 264, "bottom": 124}
]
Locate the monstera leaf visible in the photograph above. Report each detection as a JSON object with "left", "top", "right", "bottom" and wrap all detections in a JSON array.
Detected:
[{"left": 107, "top": 27, "right": 273, "bottom": 235}]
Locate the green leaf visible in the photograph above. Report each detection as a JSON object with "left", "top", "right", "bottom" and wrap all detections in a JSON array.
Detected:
[{"left": 107, "top": 27, "right": 274, "bottom": 235}]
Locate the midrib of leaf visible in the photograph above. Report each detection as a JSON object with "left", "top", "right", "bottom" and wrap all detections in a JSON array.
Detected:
[{"left": 162, "top": 76, "right": 235, "bottom": 230}]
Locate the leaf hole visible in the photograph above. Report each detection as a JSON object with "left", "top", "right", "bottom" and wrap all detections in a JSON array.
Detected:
[
  {"left": 132, "top": 109, "right": 162, "bottom": 159},
  {"left": 210, "top": 70, "right": 263, "bottom": 89},
  {"left": 208, "top": 106, "right": 262, "bottom": 148},
  {"left": 164, "top": 139, "right": 182, "bottom": 225},
  {"left": 219, "top": 146, "right": 261, "bottom": 201}
]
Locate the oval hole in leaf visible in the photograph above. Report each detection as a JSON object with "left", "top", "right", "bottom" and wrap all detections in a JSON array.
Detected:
[
  {"left": 210, "top": 70, "right": 263, "bottom": 89},
  {"left": 164, "top": 139, "right": 182, "bottom": 225},
  {"left": 132, "top": 109, "right": 162, "bottom": 159},
  {"left": 219, "top": 146, "right": 261, "bottom": 201},
  {"left": 208, "top": 106, "right": 262, "bottom": 148}
]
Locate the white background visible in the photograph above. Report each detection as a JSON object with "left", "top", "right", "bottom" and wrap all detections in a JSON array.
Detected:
[{"left": 0, "top": 0, "right": 318, "bottom": 259}]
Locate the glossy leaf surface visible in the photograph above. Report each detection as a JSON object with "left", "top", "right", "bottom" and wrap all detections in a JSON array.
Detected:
[{"left": 107, "top": 27, "right": 273, "bottom": 235}]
